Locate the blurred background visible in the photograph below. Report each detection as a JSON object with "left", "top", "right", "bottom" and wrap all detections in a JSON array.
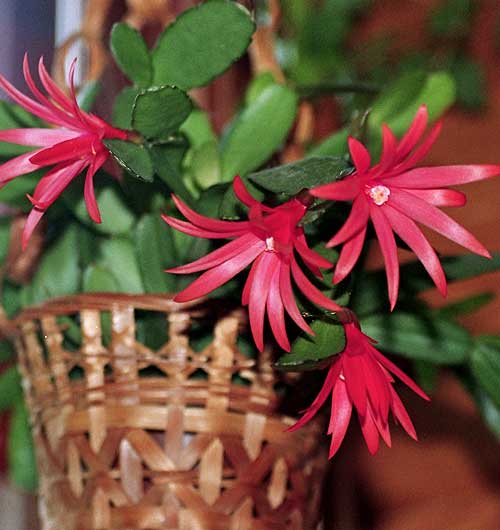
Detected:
[{"left": 1, "top": 0, "right": 500, "bottom": 528}]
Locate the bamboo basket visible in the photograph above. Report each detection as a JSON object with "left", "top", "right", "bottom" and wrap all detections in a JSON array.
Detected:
[{"left": 12, "top": 294, "right": 327, "bottom": 530}]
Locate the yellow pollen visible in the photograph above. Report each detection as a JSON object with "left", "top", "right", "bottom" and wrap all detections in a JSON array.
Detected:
[
  {"left": 265, "top": 236, "right": 275, "bottom": 251},
  {"left": 368, "top": 184, "right": 390, "bottom": 206}
]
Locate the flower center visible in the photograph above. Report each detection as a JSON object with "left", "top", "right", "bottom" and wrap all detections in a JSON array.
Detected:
[
  {"left": 367, "top": 184, "right": 390, "bottom": 206},
  {"left": 265, "top": 236, "right": 275, "bottom": 251}
]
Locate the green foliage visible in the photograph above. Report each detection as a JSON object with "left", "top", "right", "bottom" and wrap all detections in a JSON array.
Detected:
[
  {"left": 104, "top": 139, "right": 154, "bottom": 182},
  {"left": 77, "top": 81, "right": 101, "bottom": 112},
  {"left": 221, "top": 84, "right": 298, "bottom": 179},
  {"left": 152, "top": 0, "right": 255, "bottom": 90},
  {"left": 110, "top": 23, "right": 152, "bottom": 87},
  {"left": 248, "top": 156, "right": 353, "bottom": 195},
  {"left": 276, "top": 318, "right": 346, "bottom": 371},
  {"left": 470, "top": 337, "right": 500, "bottom": 408},
  {"left": 190, "top": 141, "right": 222, "bottom": 190},
  {"left": 82, "top": 264, "right": 119, "bottom": 292},
  {"left": 0, "top": 367, "right": 22, "bottom": 413},
  {"left": 8, "top": 401, "right": 38, "bottom": 492},
  {"left": 132, "top": 86, "right": 192, "bottom": 140},
  {"left": 360, "top": 312, "right": 472, "bottom": 364},
  {"left": 428, "top": 0, "right": 474, "bottom": 40},
  {"left": 112, "top": 87, "right": 141, "bottom": 130}
]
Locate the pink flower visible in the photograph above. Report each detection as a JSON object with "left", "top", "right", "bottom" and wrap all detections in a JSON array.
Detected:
[
  {"left": 163, "top": 176, "right": 341, "bottom": 351},
  {"left": 311, "top": 105, "right": 499, "bottom": 309},
  {"left": 0, "top": 55, "right": 127, "bottom": 247},
  {"left": 289, "top": 313, "right": 429, "bottom": 457}
]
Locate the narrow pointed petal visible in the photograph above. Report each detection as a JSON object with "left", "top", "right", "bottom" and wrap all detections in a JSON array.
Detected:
[
  {"left": 22, "top": 208, "right": 44, "bottom": 249},
  {"left": 311, "top": 178, "right": 360, "bottom": 201},
  {"left": 327, "top": 195, "right": 369, "bottom": 247},
  {"left": 233, "top": 175, "right": 269, "bottom": 209},
  {"left": 266, "top": 263, "right": 290, "bottom": 351},
  {"left": 390, "top": 388, "right": 418, "bottom": 440},
  {"left": 333, "top": 226, "right": 367, "bottom": 284},
  {"left": 359, "top": 407, "right": 380, "bottom": 454},
  {"left": 328, "top": 379, "right": 353, "bottom": 457},
  {"left": 370, "top": 204, "right": 400, "bottom": 310},
  {"left": 37, "top": 56, "right": 74, "bottom": 114},
  {"left": 168, "top": 233, "right": 262, "bottom": 275},
  {"left": 0, "top": 128, "right": 78, "bottom": 146},
  {"left": 348, "top": 136, "right": 371, "bottom": 174},
  {"left": 162, "top": 215, "right": 248, "bottom": 239},
  {"left": 384, "top": 205, "right": 447, "bottom": 296},
  {"left": 279, "top": 262, "right": 313, "bottom": 335},
  {"left": 288, "top": 361, "right": 341, "bottom": 432},
  {"left": 378, "top": 125, "right": 397, "bottom": 172},
  {"left": 291, "top": 257, "right": 342, "bottom": 312},
  {"left": 387, "top": 164, "right": 500, "bottom": 188},
  {"left": 171, "top": 194, "right": 249, "bottom": 232},
  {"left": 403, "top": 188, "right": 466, "bottom": 207},
  {"left": 295, "top": 234, "right": 333, "bottom": 270},
  {"left": 173, "top": 242, "right": 262, "bottom": 302},
  {"left": 343, "top": 354, "right": 368, "bottom": 415},
  {"left": 395, "top": 121, "right": 442, "bottom": 172},
  {"left": 389, "top": 188, "right": 491, "bottom": 258},
  {"left": 242, "top": 257, "right": 259, "bottom": 306},
  {"left": 29, "top": 135, "right": 93, "bottom": 166},
  {"left": 84, "top": 153, "right": 107, "bottom": 223},
  {"left": 32, "top": 159, "right": 86, "bottom": 207},
  {"left": 0, "top": 149, "right": 45, "bottom": 185},
  {"left": 248, "top": 252, "right": 276, "bottom": 351},
  {"left": 396, "top": 105, "right": 428, "bottom": 160},
  {"left": 371, "top": 347, "right": 430, "bottom": 401}
]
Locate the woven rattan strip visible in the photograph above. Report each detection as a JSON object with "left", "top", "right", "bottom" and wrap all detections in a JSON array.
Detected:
[{"left": 14, "top": 295, "right": 327, "bottom": 530}]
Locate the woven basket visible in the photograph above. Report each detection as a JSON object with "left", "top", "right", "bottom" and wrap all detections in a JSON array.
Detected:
[{"left": 12, "top": 294, "right": 327, "bottom": 530}]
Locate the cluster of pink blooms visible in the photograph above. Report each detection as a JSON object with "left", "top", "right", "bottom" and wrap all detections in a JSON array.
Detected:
[{"left": 0, "top": 57, "right": 498, "bottom": 456}]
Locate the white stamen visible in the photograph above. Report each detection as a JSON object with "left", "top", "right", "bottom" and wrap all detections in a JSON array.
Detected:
[
  {"left": 265, "top": 236, "right": 275, "bottom": 251},
  {"left": 368, "top": 184, "right": 391, "bottom": 206}
]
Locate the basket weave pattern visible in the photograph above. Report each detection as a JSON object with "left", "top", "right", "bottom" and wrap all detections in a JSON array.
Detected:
[{"left": 14, "top": 294, "right": 326, "bottom": 530}]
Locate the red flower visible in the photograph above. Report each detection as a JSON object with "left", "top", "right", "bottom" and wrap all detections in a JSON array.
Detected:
[
  {"left": 163, "top": 176, "right": 341, "bottom": 351},
  {"left": 0, "top": 56, "right": 127, "bottom": 247},
  {"left": 289, "top": 313, "right": 429, "bottom": 457},
  {"left": 312, "top": 105, "right": 499, "bottom": 309}
]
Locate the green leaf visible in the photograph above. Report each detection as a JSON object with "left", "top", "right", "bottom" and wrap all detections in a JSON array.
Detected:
[
  {"left": 190, "top": 141, "right": 222, "bottom": 189},
  {"left": 276, "top": 318, "right": 346, "bottom": 371},
  {"left": 132, "top": 86, "right": 192, "bottom": 139},
  {"left": 98, "top": 238, "right": 144, "bottom": 294},
  {"left": 429, "top": 0, "right": 474, "bottom": 39},
  {"left": 110, "top": 23, "right": 152, "bottom": 87},
  {"left": 104, "top": 139, "right": 154, "bottom": 181},
  {"left": 309, "top": 128, "right": 349, "bottom": 157},
  {"left": 31, "top": 227, "right": 81, "bottom": 304},
  {"left": 248, "top": 156, "right": 352, "bottom": 195},
  {"left": 82, "top": 264, "right": 119, "bottom": 293},
  {"left": 477, "top": 391, "right": 500, "bottom": 441},
  {"left": 221, "top": 84, "right": 298, "bottom": 179},
  {"left": 180, "top": 109, "right": 217, "bottom": 149},
  {"left": 8, "top": 401, "right": 38, "bottom": 492},
  {"left": 112, "top": 86, "right": 141, "bottom": 129},
  {"left": 0, "top": 367, "right": 22, "bottom": 413},
  {"left": 245, "top": 71, "right": 277, "bottom": 105},
  {"left": 149, "top": 142, "right": 194, "bottom": 204},
  {"left": 470, "top": 337, "right": 500, "bottom": 408},
  {"left": 152, "top": 0, "right": 255, "bottom": 90},
  {"left": 0, "top": 171, "right": 42, "bottom": 210},
  {"left": 414, "top": 360, "right": 439, "bottom": 394},
  {"left": 437, "top": 292, "right": 494, "bottom": 319},
  {"left": 449, "top": 55, "right": 486, "bottom": 111},
  {"left": 360, "top": 312, "right": 472, "bottom": 364},
  {"left": 136, "top": 214, "right": 178, "bottom": 293}
]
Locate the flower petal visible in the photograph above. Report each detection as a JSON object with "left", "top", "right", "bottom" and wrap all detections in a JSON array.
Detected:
[
  {"left": 162, "top": 215, "right": 248, "bottom": 239},
  {"left": 333, "top": 226, "right": 367, "bottom": 284},
  {"left": 395, "top": 105, "right": 428, "bottom": 160},
  {"left": 403, "top": 188, "right": 466, "bottom": 207},
  {"left": 0, "top": 149, "right": 45, "bottom": 185},
  {"left": 390, "top": 387, "right": 418, "bottom": 440},
  {"left": 370, "top": 204, "right": 400, "bottom": 310},
  {"left": 233, "top": 175, "right": 271, "bottom": 210},
  {"left": 383, "top": 205, "right": 447, "bottom": 296},
  {"left": 279, "top": 262, "right": 313, "bottom": 335},
  {"left": 22, "top": 208, "right": 44, "bottom": 249},
  {"left": 359, "top": 405, "right": 380, "bottom": 454},
  {"left": 248, "top": 252, "right": 277, "bottom": 351},
  {"left": 29, "top": 135, "right": 93, "bottom": 166},
  {"left": 266, "top": 262, "right": 290, "bottom": 351},
  {"left": 328, "top": 378, "right": 353, "bottom": 458},
  {"left": 291, "top": 257, "right": 342, "bottom": 312},
  {"left": 83, "top": 152, "right": 107, "bottom": 223},
  {"left": 395, "top": 121, "right": 442, "bottom": 172},
  {"left": 0, "top": 128, "right": 78, "bottom": 146},
  {"left": 327, "top": 195, "right": 369, "bottom": 247},
  {"left": 377, "top": 124, "right": 397, "bottom": 172},
  {"left": 387, "top": 164, "right": 500, "bottom": 188},
  {"left": 173, "top": 241, "right": 262, "bottom": 302},
  {"left": 311, "top": 177, "right": 360, "bottom": 201},
  {"left": 348, "top": 136, "right": 371, "bottom": 174},
  {"left": 389, "top": 188, "right": 491, "bottom": 258},
  {"left": 295, "top": 233, "right": 333, "bottom": 270}
]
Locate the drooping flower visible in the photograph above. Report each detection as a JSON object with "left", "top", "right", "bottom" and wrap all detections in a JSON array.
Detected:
[
  {"left": 289, "top": 312, "right": 429, "bottom": 457},
  {"left": 311, "top": 105, "right": 499, "bottom": 309},
  {"left": 163, "top": 176, "right": 341, "bottom": 351},
  {"left": 0, "top": 55, "right": 128, "bottom": 247}
]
